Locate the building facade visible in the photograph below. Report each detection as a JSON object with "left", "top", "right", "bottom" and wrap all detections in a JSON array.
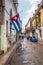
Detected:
[
  {"left": 25, "top": 18, "right": 31, "bottom": 37},
  {"left": 0, "top": 0, "right": 18, "bottom": 53},
  {"left": 25, "top": 0, "right": 43, "bottom": 41},
  {"left": 31, "top": 0, "right": 43, "bottom": 41}
]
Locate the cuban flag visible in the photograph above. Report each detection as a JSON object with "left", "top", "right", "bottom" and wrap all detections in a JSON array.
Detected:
[{"left": 10, "top": 14, "right": 21, "bottom": 32}]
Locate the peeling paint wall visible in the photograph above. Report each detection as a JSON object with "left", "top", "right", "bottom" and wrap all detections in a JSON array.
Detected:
[{"left": 1, "top": 0, "right": 18, "bottom": 52}]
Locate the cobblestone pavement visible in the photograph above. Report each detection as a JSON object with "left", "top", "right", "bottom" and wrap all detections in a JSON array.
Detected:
[{"left": 12, "top": 38, "right": 43, "bottom": 65}]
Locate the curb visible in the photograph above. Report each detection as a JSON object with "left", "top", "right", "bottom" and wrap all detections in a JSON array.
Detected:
[{"left": 0, "top": 40, "right": 21, "bottom": 65}]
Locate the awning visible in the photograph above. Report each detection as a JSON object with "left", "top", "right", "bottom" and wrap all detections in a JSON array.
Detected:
[
  {"left": 27, "top": 27, "right": 33, "bottom": 31},
  {"left": 27, "top": 27, "right": 35, "bottom": 32}
]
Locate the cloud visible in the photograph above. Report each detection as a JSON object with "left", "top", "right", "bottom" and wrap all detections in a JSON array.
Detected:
[
  {"left": 25, "top": 0, "right": 28, "bottom": 2},
  {"left": 29, "top": 0, "right": 41, "bottom": 5},
  {"left": 22, "top": 0, "right": 42, "bottom": 28},
  {"left": 27, "top": 0, "right": 42, "bottom": 16},
  {"left": 27, "top": 4, "right": 38, "bottom": 15},
  {"left": 22, "top": 13, "right": 33, "bottom": 29}
]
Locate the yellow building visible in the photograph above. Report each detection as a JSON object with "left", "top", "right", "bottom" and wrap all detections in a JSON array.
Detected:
[
  {"left": 31, "top": 0, "right": 43, "bottom": 41},
  {"left": 25, "top": 0, "right": 43, "bottom": 41}
]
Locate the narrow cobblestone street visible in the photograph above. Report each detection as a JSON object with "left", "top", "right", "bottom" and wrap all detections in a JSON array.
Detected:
[
  {"left": 0, "top": 0, "right": 43, "bottom": 65},
  {"left": 12, "top": 38, "right": 43, "bottom": 65}
]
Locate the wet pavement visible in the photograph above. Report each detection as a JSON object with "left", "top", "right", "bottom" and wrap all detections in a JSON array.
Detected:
[{"left": 12, "top": 38, "right": 43, "bottom": 65}]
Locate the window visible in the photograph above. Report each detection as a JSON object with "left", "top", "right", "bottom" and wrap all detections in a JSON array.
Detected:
[
  {"left": 35, "top": 17, "right": 38, "bottom": 29},
  {"left": 2, "top": 0, "right": 5, "bottom": 6},
  {"left": 10, "top": 9, "right": 12, "bottom": 18},
  {"left": 38, "top": 12, "right": 41, "bottom": 27},
  {"left": 39, "top": 29, "right": 41, "bottom": 37},
  {"left": 0, "top": 6, "right": 2, "bottom": 24},
  {"left": 0, "top": 0, "right": 2, "bottom": 6},
  {"left": 10, "top": 22, "right": 12, "bottom": 34},
  {"left": 10, "top": 9, "right": 12, "bottom": 34},
  {"left": 6, "top": 21, "right": 8, "bottom": 37}
]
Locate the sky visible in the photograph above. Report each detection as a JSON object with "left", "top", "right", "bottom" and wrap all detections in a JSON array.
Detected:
[{"left": 18, "top": 0, "right": 42, "bottom": 29}]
